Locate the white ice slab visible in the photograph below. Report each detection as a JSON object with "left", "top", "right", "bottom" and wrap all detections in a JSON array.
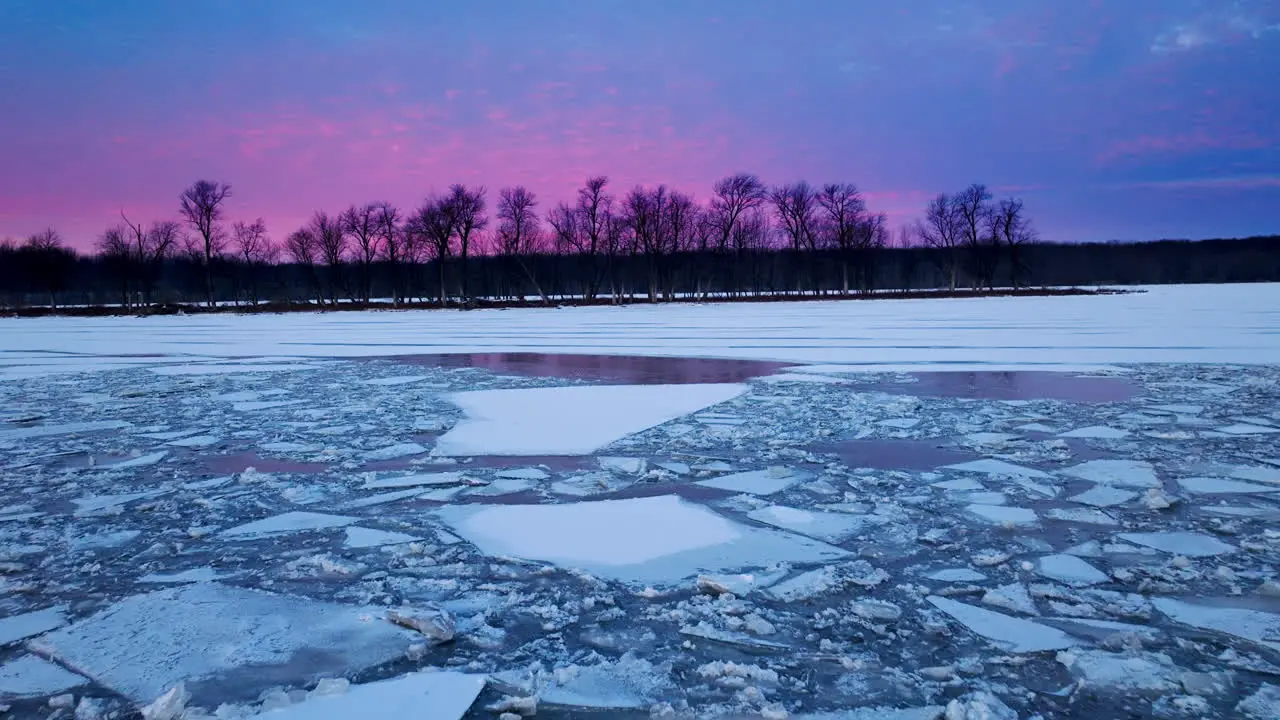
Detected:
[
  {"left": 0, "top": 606, "right": 67, "bottom": 646},
  {"left": 73, "top": 488, "right": 171, "bottom": 516},
  {"left": 1046, "top": 508, "right": 1118, "bottom": 525},
  {"left": 1059, "top": 460, "right": 1160, "bottom": 488},
  {"left": 927, "top": 596, "right": 1076, "bottom": 652},
  {"left": 100, "top": 451, "right": 169, "bottom": 470},
  {"left": 1035, "top": 554, "right": 1109, "bottom": 587},
  {"left": 966, "top": 504, "right": 1038, "bottom": 526},
  {"left": 759, "top": 372, "right": 852, "bottom": 384},
  {"left": 433, "top": 383, "right": 747, "bottom": 456},
  {"left": 252, "top": 671, "right": 485, "bottom": 719},
  {"left": 696, "top": 468, "right": 808, "bottom": 496},
  {"left": 138, "top": 568, "right": 224, "bottom": 584},
  {"left": 932, "top": 478, "right": 985, "bottom": 491},
  {"left": 496, "top": 467, "right": 550, "bottom": 480},
  {"left": 1216, "top": 424, "right": 1280, "bottom": 435},
  {"left": 0, "top": 420, "right": 130, "bottom": 441},
  {"left": 436, "top": 495, "right": 848, "bottom": 585},
  {"left": 0, "top": 655, "right": 88, "bottom": 697},
  {"left": 746, "top": 504, "right": 867, "bottom": 542},
  {"left": 927, "top": 569, "right": 988, "bottom": 583},
  {"left": 361, "top": 443, "right": 428, "bottom": 461},
  {"left": 150, "top": 363, "right": 323, "bottom": 375},
  {"left": 1058, "top": 426, "right": 1129, "bottom": 439},
  {"left": 166, "top": 434, "right": 221, "bottom": 448},
  {"left": 344, "top": 489, "right": 425, "bottom": 508},
  {"left": 30, "top": 583, "right": 416, "bottom": 704},
  {"left": 1068, "top": 485, "right": 1137, "bottom": 507},
  {"left": 221, "top": 511, "right": 358, "bottom": 539},
  {"left": 599, "top": 457, "right": 646, "bottom": 474},
  {"left": 363, "top": 472, "right": 465, "bottom": 490},
  {"left": 360, "top": 375, "right": 434, "bottom": 386},
  {"left": 344, "top": 527, "right": 422, "bottom": 549},
  {"left": 1117, "top": 532, "right": 1235, "bottom": 557},
  {"left": 1178, "top": 476, "right": 1280, "bottom": 494},
  {"left": 944, "top": 459, "right": 1050, "bottom": 479},
  {"left": 1153, "top": 597, "right": 1280, "bottom": 652},
  {"left": 1231, "top": 465, "right": 1280, "bottom": 484},
  {"left": 233, "top": 399, "right": 302, "bottom": 412}
]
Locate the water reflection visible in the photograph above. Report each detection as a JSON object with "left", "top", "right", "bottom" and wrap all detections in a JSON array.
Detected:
[{"left": 382, "top": 353, "right": 791, "bottom": 385}]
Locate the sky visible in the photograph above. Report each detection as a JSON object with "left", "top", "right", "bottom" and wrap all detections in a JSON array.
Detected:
[{"left": 1, "top": 0, "right": 1278, "bottom": 251}]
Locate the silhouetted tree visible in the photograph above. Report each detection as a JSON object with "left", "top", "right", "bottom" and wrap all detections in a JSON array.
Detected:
[
  {"left": 448, "top": 185, "right": 487, "bottom": 301},
  {"left": 284, "top": 226, "right": 321, "bottom": 304},
  {"left": 308, "top": 211, "right": 347, "bottom": 305},
  {"left": 96, "top": 226, "right": 133, "bottom": 307},
  {"left": 20, "top": 229, "right": 76, "bottom": 308},
  {"left": 816, "top": 183, "right": 866, "bottom": 294},
  {"left": 955, "top": 183, "right": 998, "bottom": 289},
  {"left": 918, "top": 193, "right": 963, "bottom": 290},
  {"left": 178, "top": 180, "right": 231, "bottom": 305},
  {"left": 341, "top": 203, "right": 382, "bottom": 302},
  {"left": 233, "top": 218, "right": 273, "bottom": 304},
  {"left": 407, "top": 195, "right": 458, "bottom": 307},
  {"left": 989, "top": 197, "right": 1038, "bottom": 288},
  {"left": 495, "top": 185, "right": 547, "bottom": 303},
  {"left": 710, "top": 173, "right": 767, "bottom": 296}
]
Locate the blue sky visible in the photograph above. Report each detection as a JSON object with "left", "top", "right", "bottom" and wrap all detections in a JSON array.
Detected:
[{"left": 2, "top": 0, "right": 1278, "bottom": 248}]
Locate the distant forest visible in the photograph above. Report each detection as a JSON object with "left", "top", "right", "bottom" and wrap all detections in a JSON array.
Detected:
[{"left": 2, "top": 175, "right": 1277, "bottom": 312}]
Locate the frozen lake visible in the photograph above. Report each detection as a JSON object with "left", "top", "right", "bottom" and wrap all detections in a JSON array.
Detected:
[{"left": 1, "top": 284, "right": 1279, "bottom": 719}]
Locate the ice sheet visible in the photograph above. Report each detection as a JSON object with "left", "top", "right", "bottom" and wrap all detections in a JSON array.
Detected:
[
  {"left": 434, "top": 383, "right": 747, "bottom": 455},
  {"left": 1152, "top": 597, "right": 1280, "bottom": 652},
  {"left": 29, "top": 583, "right": 416, "bottom": 704},
  {"left": 0, "top": 655, "right": 88, "bottom": 697},
  {"left": 944, "top": 459, "right": 1050, "bottom": 479},
  {"left": 0, "top": 606, "right": 66, "bottom": 646},
  {"left": 695, "top": 468, "right": 808, "bottom": 496},
  {"left": 1059, "top": 460, "right": 1161, "bottom": 488},
  {"left": 1117, "top": 532, "right": 1236, "bottom": 557},
  {"left": 5, "top": 284, "right": 1278, "bottom": 370},
  {"left": 252, "top": 671, "right": 485, "bottom": 720},
  {"left": 436, "top": 495, "right": 848, "bottom": 585}
]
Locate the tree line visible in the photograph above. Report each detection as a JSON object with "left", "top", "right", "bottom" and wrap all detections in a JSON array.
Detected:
[{"left": 2, "top": 174, "right": 1277, "bottom": 311}]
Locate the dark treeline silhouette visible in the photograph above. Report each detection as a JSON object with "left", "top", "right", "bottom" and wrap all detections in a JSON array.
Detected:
[{"left": 2, "top": 176, "right": 1277, "bottom": 312}]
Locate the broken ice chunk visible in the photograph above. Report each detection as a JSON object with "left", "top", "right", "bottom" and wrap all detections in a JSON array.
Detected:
[
  {"left": 927, "top": 596, "right": 1075, "bottom": 652},
  {"left": 166, "top": 434, "right": 220, "bottom": 448},
  {"left": 966, "top": 503, "right": 1038, "bottom": 527},
  {"left": 343, "top": 527, "right": 421, "bottom": 549},
  {"left": 99, "top": 451, "right": 169, "bottom": 470},
  {"left": 696, "top": 467, "right": 807, "bottom": 496},
  {"left": 0, "top": 420, "right": 130, "bottom": 441},
  {"left": 932, "top": 478, "right": 985, "bottom": 491},
  {"left": 0, "top": 606, "right": 67, "bottom": 646},
  {"left": 982, "top": 583, "right": 1039, "bottom": 616},
  {"left": 361, "top": 443, "right": 428, "bottom": 461},
  {"left": 1177, "top": 476, "right": 1280, "bottom": 494},
  {"left": 1153, "top": 597, "right": 1280, "bottom": 653},
  {"left": 234, "top": 671, "right": 485, "bottom": 719},
  {"left": 1117, "top": 532, "right": 1235, "bottom": 557},
  {"left": 138, "top": 568, "right": 223, "bottom": 584},
  {"left": 489, "top": 653, "right": 667, "bottom": 711},
  {"left": 0, "top": 655, "right": 88, "bottom": 697},
  {"left": 1068, "top": 485, "right": 1137, "bottom": 508},
  {"left": 74, "top": 489, "right": 172, "bottom": 516},
  {"left": 1056, "top": 649, "right": 1179, "bottom": 691},
  {"left": 1216, "top": 424, "right": 1280, "bottom": 436},
  {"left": 746, "top": 504, "right": 867, "bottom": 541},
  {"left": 436, "top": 495, "right": 848, "bottom": 585},
  {"left": 944, "top": 459, "right": 1050, "bottom": 479},
  {"left": 1046, "top": 508, "right": 1118, "bottom": 525},
  {"left": 599, "top": 457, "right": 646, "bottom": 475},
  {"left": 495, "top": 467, "right": 550, "bottom": 480},
  {"left": 362, "top": 472, "right": 465, "bottom": 490},
  {"left": 1035, "top": 554, "right": 1109, "bottom": 587},
  {"left": 28, "top": 583, "right": 417, "bottom": 704},
  {"left": 1058, "top": 426, "right": 1130, "bottom": 439},
  {"left": 387, "top": 606, "right": 455, "bottom": 644},
  {"left": 927, "top": 568, "right": 988, "bottom": 583},
  {"left": 221, "top": 511, "right": 357, "bottom": 539},
  {"left": 1059, "top": 460, "right": 1160, "bottom": 488}
]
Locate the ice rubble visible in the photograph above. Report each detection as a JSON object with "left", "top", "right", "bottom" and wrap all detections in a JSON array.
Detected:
[
  {"left": 433, "top": 383, "right": 747, "bottom": 455},
  {"left": 251, "top": 671, "right": 485, "bottom": 719},
  {"left": 343, "top": 526, "right": 421, "bottom": 548},
  {"left": 436, "top": 494, "right": 848, "bottom": 585},
  {"left": 29, "top": 583, "right": 417, "bottom": 703}
]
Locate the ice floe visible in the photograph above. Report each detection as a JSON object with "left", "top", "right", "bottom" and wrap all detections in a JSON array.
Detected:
[
  {"left": 29, "top": 583, "right": 416, "bottom": 703},
  {"left": 1177, "top": 476, "right": 1280, "bottom": 494},
  {"left": 0, "top": 606, "right": 67, "bottom": 646},
  {"left": 746, "top": 504, "right": 867, "bottom": 542},
  {"left": 0, "top": 655, "right": 88, "bottom": 697},
  {"left": 221, "top": 511, "right": 358, "bottom": 539},
  {"left": 927, "top": 596, "right": 1075, "bottom": 652},
  {"left": 363, "top": 472, "right": 466, "bottom": 490},
  {"left": 433, "top": 383, "right": 746, "bottom": 455},
  {"left": 943, "top": 459, "right": 1050, "bottom": 479},
  {"left": 1034, "top": 554, "right": 1109, "bottom": 587},
  {"left": 1117, "top": 532, "right": 1235, "bottom": 557},
  {"left": 1060, "top": 459, "right": 1161, "bottom": 488},
  {"left": 253, "top": 671, "right": 484, "bottom": 719},
  {"left": 1068, "top": 485, "right": 1137, "bottom": 507},
  {"left": 343, "top": 526, "right": 421, "bottom": 548},
  {"left": 436, "top": 495, "right": 847, "bottom": 585},
  {"left": 966, "top": 504, "right": 1038, "bottom": 526},
  {"left": 1152, "top": 597, "right": 1280, "bottom": 652},
  {"left": 1059, "top": 426, "right": 1130, "bottom": 439}
]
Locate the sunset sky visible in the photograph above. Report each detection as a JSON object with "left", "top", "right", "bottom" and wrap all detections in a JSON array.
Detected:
[{"left": 2, "top": 0, "right": 1278, "bottom": 250}]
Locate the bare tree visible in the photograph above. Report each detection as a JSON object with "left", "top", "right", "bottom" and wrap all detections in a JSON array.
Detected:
[
  {"left": 178, "top": 180, "right": 231, "bottom": 306},
  {"left": 769, "top": 182, "right": 821, "bottom": 294},
  {"left": 406, "top": 195, "right": 458, "bottom": 307},
  {"left": 568, "top": 176, "right": 615, "bottom": 301},
  {"left": 895, "top": 225, "right": 921, "bottom": 292},
  {"left": 989, "top": 197, "right": 1038, "bottom": 288},
  {"left": 816, "top": 183, "right": 866, "bottom": 294},
  {"left": 284, "top": 227, "right": 320, "bottom": 304},
  {"left": 96, "top": 225, "right": 133, "bottom": 307},
  {"left": 955, "top": 183, "right": 997, "bottom": 289},
  {"left": 233, "top": 218, "right": 273, "bottom": 305},
  {"left": 373, "top": 203, "right": 404, "bottom": 304},
  {"left": 664, "top": 191, "right": 696, "bottom": 299},
  {"left": 340, "top": 203, "right": 382, "bottom": 302},
  {"left": 917, "top": 193, "right": 963, "bottom": 290},
  {"left": 446, "top": 185, "right": 487, "bottom": 301},
  {"left": 710, "top": 173, "right": 767, "bottom": 252},
  {"left": 309, "top": 211, "right": 348, "bottom": 305},
  {"left": 495, "top": 185, "right": 548, "bottom": 303},
  {"left": 21, "top": 229, "right": 76, "bottom": 308}
]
